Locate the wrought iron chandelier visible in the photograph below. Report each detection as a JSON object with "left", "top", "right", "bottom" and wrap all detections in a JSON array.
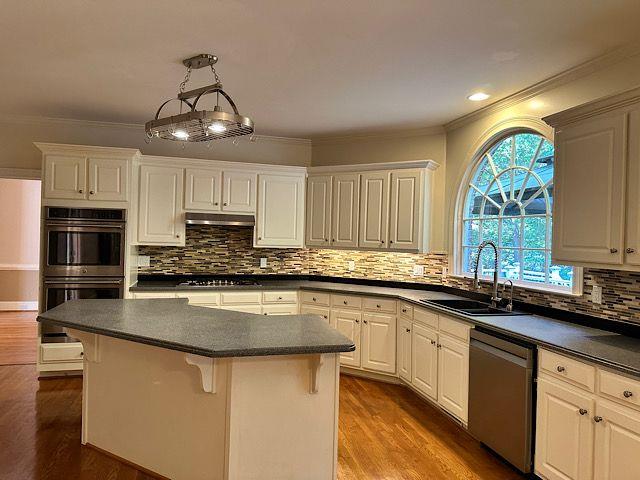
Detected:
[{"left": 145, "top": 54, "right": 254, "bottom": 142}]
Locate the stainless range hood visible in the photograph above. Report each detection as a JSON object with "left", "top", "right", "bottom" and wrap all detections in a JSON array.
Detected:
[{"left": 185, "top": 212, "right": 255, "bottom": 227}]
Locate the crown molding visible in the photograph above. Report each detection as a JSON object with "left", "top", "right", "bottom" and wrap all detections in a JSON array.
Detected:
[
  {"left": 34, "top": 142, "right": 142, "bottom": 158},
  {"left": 311, "top": 125, "right": 444, "bottom": 146},
  {"left": 139, "top": 154, "right": 308, "bottom": 174},
  {"left": 444, "top": 41, "right": 640, "bottom": 132},
  {"left": 308, "top": 159, "right": 439, "bottom": 174}
]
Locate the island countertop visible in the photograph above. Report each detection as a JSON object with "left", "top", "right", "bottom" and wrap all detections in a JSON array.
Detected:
[{"left": 37, "top": 298, "right": 355, "bottom": 358}]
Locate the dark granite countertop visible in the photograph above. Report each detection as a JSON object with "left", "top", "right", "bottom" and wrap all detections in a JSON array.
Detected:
[
  {"left": 37, "top": 298, "right": 355, "bottom": 358},
  {"left": 131, "top": 276, "right": 640, "bottom": 377}
]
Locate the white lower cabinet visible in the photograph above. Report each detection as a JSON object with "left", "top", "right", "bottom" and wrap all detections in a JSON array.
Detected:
[
  {"left": 331, "top": 309, "right": 362, "bottom": 368},
  {"left": 361, "top": 312, "right": 396, "bottom": 374},
  {"left": 299, "top": 305, "right": 331, "bottom": 325},
  {"left": 397, "top": 317, "right": 412, "bottom": 382},
  {"left": 437, "top": 333, "right": 469, "bottom": 422},
  {"left": 411, "top": 323, "right": 438, "bottom": 400}
]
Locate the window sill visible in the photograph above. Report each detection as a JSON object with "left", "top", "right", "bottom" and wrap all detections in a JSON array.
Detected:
[{"left": 448, "top": 272, "right": 583, "bottom": 297}]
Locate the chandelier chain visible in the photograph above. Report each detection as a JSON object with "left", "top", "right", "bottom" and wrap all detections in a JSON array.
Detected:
[
  {"left": 211, "top": 65, "right": 221, "bottom": 85},
  {"left": 179, "top": 66, "right": 192, "bottom": 93}
]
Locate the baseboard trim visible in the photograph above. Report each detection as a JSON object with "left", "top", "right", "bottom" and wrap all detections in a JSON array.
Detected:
[
  {"left": 85, "top": 443, "right": 170, "bottom": 479},
  {"left": 0, "top": 301, "right": 38, "bottom": 311},
  {"left": 340, "top": 367, "right": 401, "bottom": 384}
]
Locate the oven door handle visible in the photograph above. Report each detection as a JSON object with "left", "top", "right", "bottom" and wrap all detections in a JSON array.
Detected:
[
  {"left": 45, "top": 221, "right": 124, "bottom": 229},
  {"left": 44, "top": 279, "right": 123, "bottom": 285}
]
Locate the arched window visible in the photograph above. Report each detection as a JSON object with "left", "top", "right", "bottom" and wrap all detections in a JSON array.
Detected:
[{"left": 459, "top": 131, "right": 574, "bottom": 291}]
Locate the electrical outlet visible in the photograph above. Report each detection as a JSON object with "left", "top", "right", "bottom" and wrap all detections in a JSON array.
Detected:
[
  {"left": 347, "top": 260, "right": 355, "bottom": 272},
  {"left": 137, "top": 256, "right": 150, "bottom": 267},
  {"left": 260, "top": 257, "right": 268, "bottom": 268},
  {"left": 592, "top": 285, "right": 603, "bottom": 304},
  {"left": 412, "top": 265, "right": 425, "bottom": 277},
  {"left": 442, "top": 266, "right": 448, "bottom": 278}
]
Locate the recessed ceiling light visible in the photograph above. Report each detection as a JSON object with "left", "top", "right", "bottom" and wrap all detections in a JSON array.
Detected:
[{"left": 468, "top": 92, "right": 490, "bottom": 101}]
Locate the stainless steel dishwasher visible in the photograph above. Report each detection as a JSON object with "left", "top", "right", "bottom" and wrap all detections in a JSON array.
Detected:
[{"left": 468, "top": 328, "right": 536, "bottom": 474}]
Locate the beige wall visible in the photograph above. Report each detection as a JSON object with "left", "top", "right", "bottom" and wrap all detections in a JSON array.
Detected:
[
  {"left": 0, "top": 116, "right": 312, "bottom": 172},
  {"left": 0, "top": 178, "right": 41, "bottom": 303}
]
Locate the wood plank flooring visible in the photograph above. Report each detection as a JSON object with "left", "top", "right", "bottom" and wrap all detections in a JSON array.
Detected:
[
  {"left": 0, "top": 311, "right": 38, "bottom": 365},
  {"left": 0, "top": 365, "right": 524, "bottom": 480}
]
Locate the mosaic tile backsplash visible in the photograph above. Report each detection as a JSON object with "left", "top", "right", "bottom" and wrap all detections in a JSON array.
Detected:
[{"left": 138, "top": 226, "right": 640, "bottom": 324}]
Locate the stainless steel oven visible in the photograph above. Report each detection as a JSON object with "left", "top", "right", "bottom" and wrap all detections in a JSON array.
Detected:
[
  {"left": 41, "top": 278, "right": 124, "bottom": 342},
  {"left": 43, "top": 207, "right": 126, "bottom": 277}
]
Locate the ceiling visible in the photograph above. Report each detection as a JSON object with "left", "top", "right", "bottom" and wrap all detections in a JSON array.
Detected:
[{"left": 2, "top": 1, "right": 640, "bottom": 138}]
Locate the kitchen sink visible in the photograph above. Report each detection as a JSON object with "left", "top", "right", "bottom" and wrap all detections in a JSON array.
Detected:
[{"left": 420, "top": 298, "right": 527, "bottom": 316}]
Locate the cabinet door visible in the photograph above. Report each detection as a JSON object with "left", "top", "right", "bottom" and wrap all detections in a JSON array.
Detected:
[
  {"left": 397, "top": 316, "right": 412, "bottom": 382},
  {"left": 255, "top": 174, "right": 305, "bottom": 247},
  {"left": 222, "top": 171, "right": 256, "bottom": 212},
  {"left": 137, "top": 165, "right": 184, "bottom": 245},
  {"left": 331, "top": 174, "right": 360, "bottom": 248},
  {"left": 359, "top": 171, "right": 390, "bottom": 249},
  {"left": 331, "top": 309, "right": 361, "bottom": 368},
  {"left": 411, "top": 323, "right": 438, "bottom": 400},
  {"left": 553, "top": 113, "right": 626, "bottom": 265},
  {"left": 306, "top": 175, "right": 332, "bottom": 247},
  {"left": 389, "top": 169, "right": 422, "bottom": 250},
  {"left": 43, "top": 155, "right": 86, "bottom": 199},
  {"left": 594, "top": 400, "right": 640, "bottom": 480},
  {"left": 184, "top": 168, "right": 222, "bottom": 211},
  {"left": 300, "top": 305, "right": 331, "bottom": 325},
  {"left": 625, "top": 107, "right": 640, "bottom": 265},
  {"left": 437, "top": 334, "right": 469, "bottom": 422},
  {"left": 535, "top": 377, "right": 595, "bottom": 480},
  {"left": 361, "top": 312, "right": 396, "bottom": 374},
  {"left": 87, "top": 157, "right": 128, "bottom": 202}
]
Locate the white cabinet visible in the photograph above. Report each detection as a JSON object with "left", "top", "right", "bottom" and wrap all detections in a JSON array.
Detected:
[
  {"left": 437, "top": 334, "right": 469, "bottom": 422},
  {"left": 305, "top": 175, "right": 332, "bottom": 247},
  {"left": 87, "top": 158, "right": 128, "bottom": 202},
  {"left": 361, "top": 312, "right": 396, "bottom": 374},
  {"left": 359, "top": 171, "right": 390, "bottom": 248},
  {"left": 331, "top": 309, "right": 361, "bottom": 368},
  {"left": 535, "top": 377, "right": 595, "bottom": 480},
  {"left": 397, "top": 317, "right": 412, "bottom": 382},
  {"left": 255, "top": 174, "right": 305, "bottom": 248},
  {"left": 300, "top": 305, "right": 331, "bottom": 325},
  {"left": 625, "top": 107, "right": 640, "bottom": 266},
  {"left": 389, "top": 169, "right": 422, "bottom": 251},
  {"left": 44, "top": 155, "right": 87, "bottom": 199},
  {"left": 594, "top": 399, "right": 640, "bottom": 480},
  {"left": 411, "top": 323, "right": 438, "bottom": 400},
  {"left": 223, "top": 171, "right": 256, "bottom": 212},
  {"left": 331, "top": 173, "right": 360, "bottom": 248},
  {"left": 184, "top": 168, "right": 222, "bottom": 211},
  {"left": 137, "top": 165, "right": 184, "bottom": 245}
]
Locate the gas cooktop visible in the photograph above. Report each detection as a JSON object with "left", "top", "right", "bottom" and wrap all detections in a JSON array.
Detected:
[{"left": 177, "top": 279, "right": 260, "bottom": 288}]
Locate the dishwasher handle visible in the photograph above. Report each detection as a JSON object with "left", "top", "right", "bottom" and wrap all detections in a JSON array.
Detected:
[{"left": 470, "top": 338, "right": 534, "bottom": 369}]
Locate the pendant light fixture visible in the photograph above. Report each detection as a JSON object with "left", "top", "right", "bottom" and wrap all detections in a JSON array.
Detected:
[{"left": 145, "top": 54, "right": 254, "bottom": 142}]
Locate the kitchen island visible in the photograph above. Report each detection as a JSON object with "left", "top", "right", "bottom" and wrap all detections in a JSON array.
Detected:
[{"left": 37, "top": 298, "right": 355, "bottom": 480}]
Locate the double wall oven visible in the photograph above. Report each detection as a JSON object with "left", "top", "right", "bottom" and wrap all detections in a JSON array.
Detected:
[{"left": 42, "top": 207, "right": 126, "bottom": 343}]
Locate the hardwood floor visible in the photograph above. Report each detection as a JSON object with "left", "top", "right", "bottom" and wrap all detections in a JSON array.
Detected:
[
  {"left": 0, "top": 365, "right": 524, "bottom": 480},
  {"left": 0, "top": 311, "right": 38, "bottom": 365}
]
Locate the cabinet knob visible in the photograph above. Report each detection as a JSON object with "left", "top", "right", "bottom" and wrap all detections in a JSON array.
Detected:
[
  {"left": 223, "top": 202, "right": 228, "bottom": 206},
  {"left": 258, "top": 237, "right": 262, "bottom": 240},
  {"left": 610, "top": 248, "right": 618, "bottom": 253},
  {"left": 176, "top": 234, "right": 180, "bottom": 238},
  {"left": 343, "top": 300, "right": 347, "bottom": 305},
  {"left": 402, "top": 308, "right": 407, "bottom": 313},
  {"left": 264, "top": 313, "right": 268, "bottom": 315},
  {"left": 332, "top": 238, "right": 335, "bottom": 242},
  {"left": 594, "top": 416, "right": 603, "bottom": 423},
  {"left": 355, "top": 319, "right": 360, "bottom": 323},
  {"left": 214, "top": 202, "right": 219, "bottom": 206},
  {"left": 405, "top": 328, "right": 411, "bottom": 333},
  {"left": 278, "top": 296, "right": 282, "bottom": 300},
  {"left": 323, "top": 315, "right": 328, "bottom": 319},
  {"left": 89, "top": 190, "right": 95, "bottom": 195},
  {"left": 430, "top": 340, "right": 436, "bottom": 345},
  {"left": 376, "top": 304, "right": 381, "bottom": 308},
  {"left": 437, "top": 344, "right": 442, "bottom": 349},
  {"left": 389, "top": 240, "right": 394, "bottom": 244},
  {"left": 627, "top": 248, "right": 636, "bottom": 254},
  {"left": 363, "top": 320, "right": 368, "bottom": 324},
  {"left": 312, "top": 297, "right": 317, "bottom": 302},
  {"left": 579, "top": 408, "right": 588, "bottom": 416},
  {"left": 556, "top": 365, "right": 565, "bottom": 372},
  {"left": 78, "top": 189, "right": 83, "bottom": 194},
  {"left": 624, "top": 390, "right": 634, "bottom": 398}
]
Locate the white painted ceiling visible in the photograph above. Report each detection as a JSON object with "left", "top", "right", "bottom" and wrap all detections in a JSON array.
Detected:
[{"left": 2, "top": 1, "right": 640, "bottom": 138}]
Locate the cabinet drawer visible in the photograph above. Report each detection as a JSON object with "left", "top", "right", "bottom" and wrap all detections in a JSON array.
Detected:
[
  {"left": 218, "top": 305, "right": 262, "bottom": 314},
  {"left": 300, "top": 290, "right": 330, "bottom": 307},
  {"left": 438, "top": 315, "right": 471, "bottom": 343},
  {"left": 132, "top": 291, "right": 176, "bottom": 299},
  {"left": 413, "top": 306, "right": 438, "bottom": 330},
  {"left": 175, "top": 291, "right": 220, "bottom": 305},
  {"left": 40, "top": 343, "right": 84, "bottom": 363},
  {"left": 362, "top": 297, "right": 396, "bottom": 314},
  {"left": 262, "top": 304, "right": 298, "bottom": 315},
  {"left": 398, "top": 302, "right": 413, "bottom": 318},
  {"left": 599, "top": 369, "right": 640, "bottom": 409},
  {"left": 332, "top": 294, "right": 362, "bottom": 310},
  {"left": 220, "top": 291, "right": 262, "bottom": 305},
  {"left": 300, "top": 305, "right": 331, "bottom": 324},
  {"left": 539, "top": 349, "right": 596, "bottom": 392},
  {"left": 262, "top": 291, "right": 297, "bottom": 304}
]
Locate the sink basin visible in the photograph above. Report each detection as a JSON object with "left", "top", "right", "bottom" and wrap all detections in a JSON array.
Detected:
[{"left": 420, "top": 298, "right": 527, "bottom": 316}]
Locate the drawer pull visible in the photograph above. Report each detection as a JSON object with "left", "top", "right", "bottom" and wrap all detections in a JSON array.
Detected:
[
  {"left": 624, "top": 390, "right": 634, "bottom": 398},
  {"left": 579, "top": 408, "right": 588, "bottom": 415},
  {"left": 355, "top": 319, "right": 360, "bottom": 324},
  {"left": 323, "top": 315, "right": 328, "bottom": 319},
  {"left": 312, "top": 297, "right": 316, "bottom": 302},
  {"left": 627, "top": 248, "right": 636, "bottom": 254},
  {"left": 557, "top": 366, "right": 566, "bottom": 372},
  {"left": 437, "top": 344, "right": 442, "bottom": 349},
  {"left": 363, "top": 320, "right": 368, "bottom": 324},
  {"left": 594, "top": 416, "right": 603, "bottom": 423},
  {"left": 278, "top": 296, "right": 282, "bottom": 300},
  {"left": 376, "top": 304, "right": 381, "bottom": 308},
  {"left": 343, "top": 300, "right": 348, "bottom": 305},
  {"left": 402, "top": 308, "right": 407, "bottom": 313},
  {"left": 610, "top": 248, "right": 618, "bottom": 253},
  {"left": 430, "top": 340, "right": 436, "bottom": 345},
  {"left": 406, "top": 328, "right": 411, "bottom": 333}
]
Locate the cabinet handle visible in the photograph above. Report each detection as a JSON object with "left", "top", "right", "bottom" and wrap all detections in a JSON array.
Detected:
[
  {"left": 89, "top": 190, "right": 95, "bottom": 195},
  {"left": 389, "top": 240, "right": 394, "bottom": 244},
  {"left": 624, "top": 390, "right": 634, "bottom": 398},
  {"left": 176, "top": 234, "right": 180, "bottom": 238},
  {"left": 610, "top": 248, "right": 618, "bottom": 253},
  {"left": 363, "top": 320, "right": 368, "bottom": 324},
  {"left": 78, "top": 189, "right": 84, "bottom": 194},
  {"left": 437, "top": 344, "right": 442, "bottom": 349},
  {"left": 323, "top": 315, "right": 328, "bottom": 319},
  {"left": 223, "top": 202, "right": 228, "bottom": 206},
  {"left": 355, "top": 319, "right": 360, "bottom": 323},
  {"left": 594, "top": 416, "right": 603, "bottom": 423},
  {"left": 312, "top": 297, "right": 317, "bottom": 302},
  {"left": 402, "top": 308, "right": 407, "bottom": 313},
  {"left": 258, "top": 237, "right": 262, "bottom": 240},
  {"left": 278, "top": 296, "right": 282, "bottom": 300},
  {"left": 332, "top": 238, "right": 335, "bottom": 242},
  {"left": 343, "top": 300, "right": 347, "bottom": 305},
  {"left": 214, "top": 202, "right": 219, "bottom": 206},
  {"left": 627, "top": 248, "right": 636, "bottom": 254},
  {"left": 556, "top": 365, "right": 565, "bottom": 372},
  {"left": 579, "top": 408, "right": 588, "bottom": 415},
  {"left": 406, "top": 328, "right": 411, "bottom": 333},
  {"left": 376, "top": 304, "right": 381, "bottom": 308},
  {"left": 430, "top": 340, "right": 436, "bottom": 345}
]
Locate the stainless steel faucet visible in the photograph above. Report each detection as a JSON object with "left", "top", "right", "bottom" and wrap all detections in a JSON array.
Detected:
[
  {"left": 502, "top": 279, "right": 514, "bottom": 312},
  {"left": 473, "top": 240, "right": 501, "bottom": 307}
]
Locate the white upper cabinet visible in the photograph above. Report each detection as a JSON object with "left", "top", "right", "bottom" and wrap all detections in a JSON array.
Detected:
[
  {"left": 625, "top": 107, "right": 640, "bottom": 266},
  {"left": 255, "top": 174, "right": 305, "bottom": 248},
  {"left": 359, "top": 171, "right": 390, "bottom": 249},
  {"left": 184, "top": 168, "right": 222, "bottom": 211},
  {"left": 223, "top": 171, "right": 256, "bottom": 213},
  {"left": 87, "top": 157, "right": 128, "bottom": 202},
  {"left": 332, "top": 173, "right": 360, "bottom": 248},
  {"left": 44, "top": 155, "right": 87, "bottom": 200},
  {"left": 305, "top": 175, "right": 332, "bottom": 247},
  {"left": 137, "top": 165, "right": 184, "bottom": 245},
  {"left": 389, "top": 169, "right": 422, "bottom": 251}
]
